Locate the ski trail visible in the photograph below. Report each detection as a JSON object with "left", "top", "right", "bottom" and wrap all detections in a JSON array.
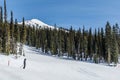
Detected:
[{"left": 0, "top": 45, "right": 120, "bottom": 80}]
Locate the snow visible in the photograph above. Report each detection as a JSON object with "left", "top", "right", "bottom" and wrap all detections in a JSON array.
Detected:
[
  {"left": 19, "top": 19, "right": 55, "bottom": 29},
  {"left": 0, "top": 45, "right": 120, "bottom": 80}
]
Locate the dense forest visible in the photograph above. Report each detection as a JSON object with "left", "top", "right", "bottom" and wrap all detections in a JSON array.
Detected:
[{"left": 0, "top": 0, "right": 120, "bottom": 65}]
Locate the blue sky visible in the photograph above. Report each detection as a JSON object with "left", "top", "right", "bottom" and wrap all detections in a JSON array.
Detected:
[{"left": 0, "top": 0, "right": 120, "bottom": 29}]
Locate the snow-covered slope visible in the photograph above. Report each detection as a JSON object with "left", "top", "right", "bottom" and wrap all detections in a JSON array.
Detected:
[
  {"left": 19, "top": 19, "right": 55, "bottom": 29},
  {"left": 0, "top": 45, "right": 120, "bottom": 80}
]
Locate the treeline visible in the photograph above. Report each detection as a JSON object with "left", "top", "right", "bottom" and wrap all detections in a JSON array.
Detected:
[
  {"left": 0, "top": 0, "right": 120, "bottom": 65},
  {"left": 25, "top": 23, "right": 120, "bottom": 65}
]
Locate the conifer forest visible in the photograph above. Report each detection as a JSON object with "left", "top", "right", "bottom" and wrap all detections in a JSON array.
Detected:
[{"left": 0, "top": 0, "right": 120, "bottom": 65}]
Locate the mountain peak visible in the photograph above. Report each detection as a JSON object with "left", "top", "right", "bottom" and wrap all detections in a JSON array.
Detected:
[
  {"left": 30, "top": 19, "right": 49, "bottom": 26},
  {"left": 19, "top": 19, "right": 55, "bottom": 29}
]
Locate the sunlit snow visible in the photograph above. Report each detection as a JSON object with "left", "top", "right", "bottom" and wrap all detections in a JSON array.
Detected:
[{"left": 0, "top": 45, "right": 120, "bottom": 80}]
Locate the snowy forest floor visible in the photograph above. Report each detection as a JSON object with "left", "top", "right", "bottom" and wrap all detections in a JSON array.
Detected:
[{"left": 0, "top": 45, "right": 120, "bottom": 80}]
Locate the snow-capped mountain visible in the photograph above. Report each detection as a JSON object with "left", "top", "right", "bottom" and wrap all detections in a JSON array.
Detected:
[
  {"left": 19, "top": 19, "right": 69, "bottom": 32},
  {"left": 19, "top": 19, "right": 55, "bottom": 29}
]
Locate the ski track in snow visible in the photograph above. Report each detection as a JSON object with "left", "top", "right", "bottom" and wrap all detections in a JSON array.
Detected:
[{"left": 0, "top": 45, "right": 120, "bottom": 80}]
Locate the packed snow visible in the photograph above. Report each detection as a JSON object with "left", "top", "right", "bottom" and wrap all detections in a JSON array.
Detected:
[
  {"left": 19, "top": 19, "right": 55, "bottom": 29},
  {"left": 0, "top": 45, "right": 120, "bottom": 80}
]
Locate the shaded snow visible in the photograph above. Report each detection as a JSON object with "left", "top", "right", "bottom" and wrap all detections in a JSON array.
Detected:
[{"left": 0, "top": 45, "right": 120, "bottom": 80}]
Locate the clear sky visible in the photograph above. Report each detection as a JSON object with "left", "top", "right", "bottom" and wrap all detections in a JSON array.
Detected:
[{"left": 0, "top": 0, "right": 120, "bottom": 30}]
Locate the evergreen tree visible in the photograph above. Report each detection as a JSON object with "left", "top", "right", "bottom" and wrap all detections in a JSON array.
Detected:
[
  {"left": 114, "top": 24, "right": 120, "bottom": 55},
  {"left": 1, "top": 1, "right": 10, "bottom": 54},
  {"left": 10, "top": 11, "right": 14, "bottom": 38},
  {"left": 50, "top": 26, "right": 58, "bottom": 55},
  {"left": 88, "top": 28, "right": 93, "bottom": 60},
  {"left": 83, "top": 27, "right": 88, "bottom": 61},
  {"left": 10, "top": 11, "right": 16, "bottom": 54},
  {"left": 41, "top": 29, "right": 46, "bottom": 53},
  {"left": 111, "top": 26, "right": 119, "bottom": 65},
  {"left": 58, "top": 28, "right": 62, "bottom": 56},
  {"left": 6, "top": 23, "right": 10, "bottom": 54},
  {"left": 93, "top": 29, "right": 98, "bottom": 63},
  {"left": 0, "top": 26, "right": 2, "bottom": 52},
  {"left": 26, "top": 26, "right": 31, "bottom": 46},
  {"left": 0, "top": 7, "right": 3, "bottom": 52},
  {"left": 35, "top": 28, "right": 40, "bottom": 49},
  {"left": 30, "top": 26, "right": 34, "bottom": 46},
  {"left": 101, "top": 28, "right": 105, "bottom": 60},
  {"left": 46, "top": 28, "right": 50, "bottom": 53},
  {"left": 2, "top": 28, "right": 5, "bottom": 53},
  {"left": 78, "top": 28, "right": 82, "bottom": 60},
  {"left": 4, "top": 0, "right": 7, "bottom": 23},
  {"left": 68, "top": 26, "right": 75, "bottom": 58},
  {"left": 0, "top": 6, "right": 3, "bottom": 23},
  {"left": 14, "top": 19, "right": 20, "bottom": 42},
  {"left": 97, "top": 28, "right": 101, "bottom": 63},
  {"left": 63, "top": 31, "right": 67, "bottom": 53},
  {"left": 105, "top": 22, "right": 112, "bottom": 65},
  {"left": 21, "top": 17, "right": 26, "bottom": 44}
]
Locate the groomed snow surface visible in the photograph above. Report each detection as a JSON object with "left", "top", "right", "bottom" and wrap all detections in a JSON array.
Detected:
[{"left": 0, "top": 45, "right": 120, "bottom": 80}]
